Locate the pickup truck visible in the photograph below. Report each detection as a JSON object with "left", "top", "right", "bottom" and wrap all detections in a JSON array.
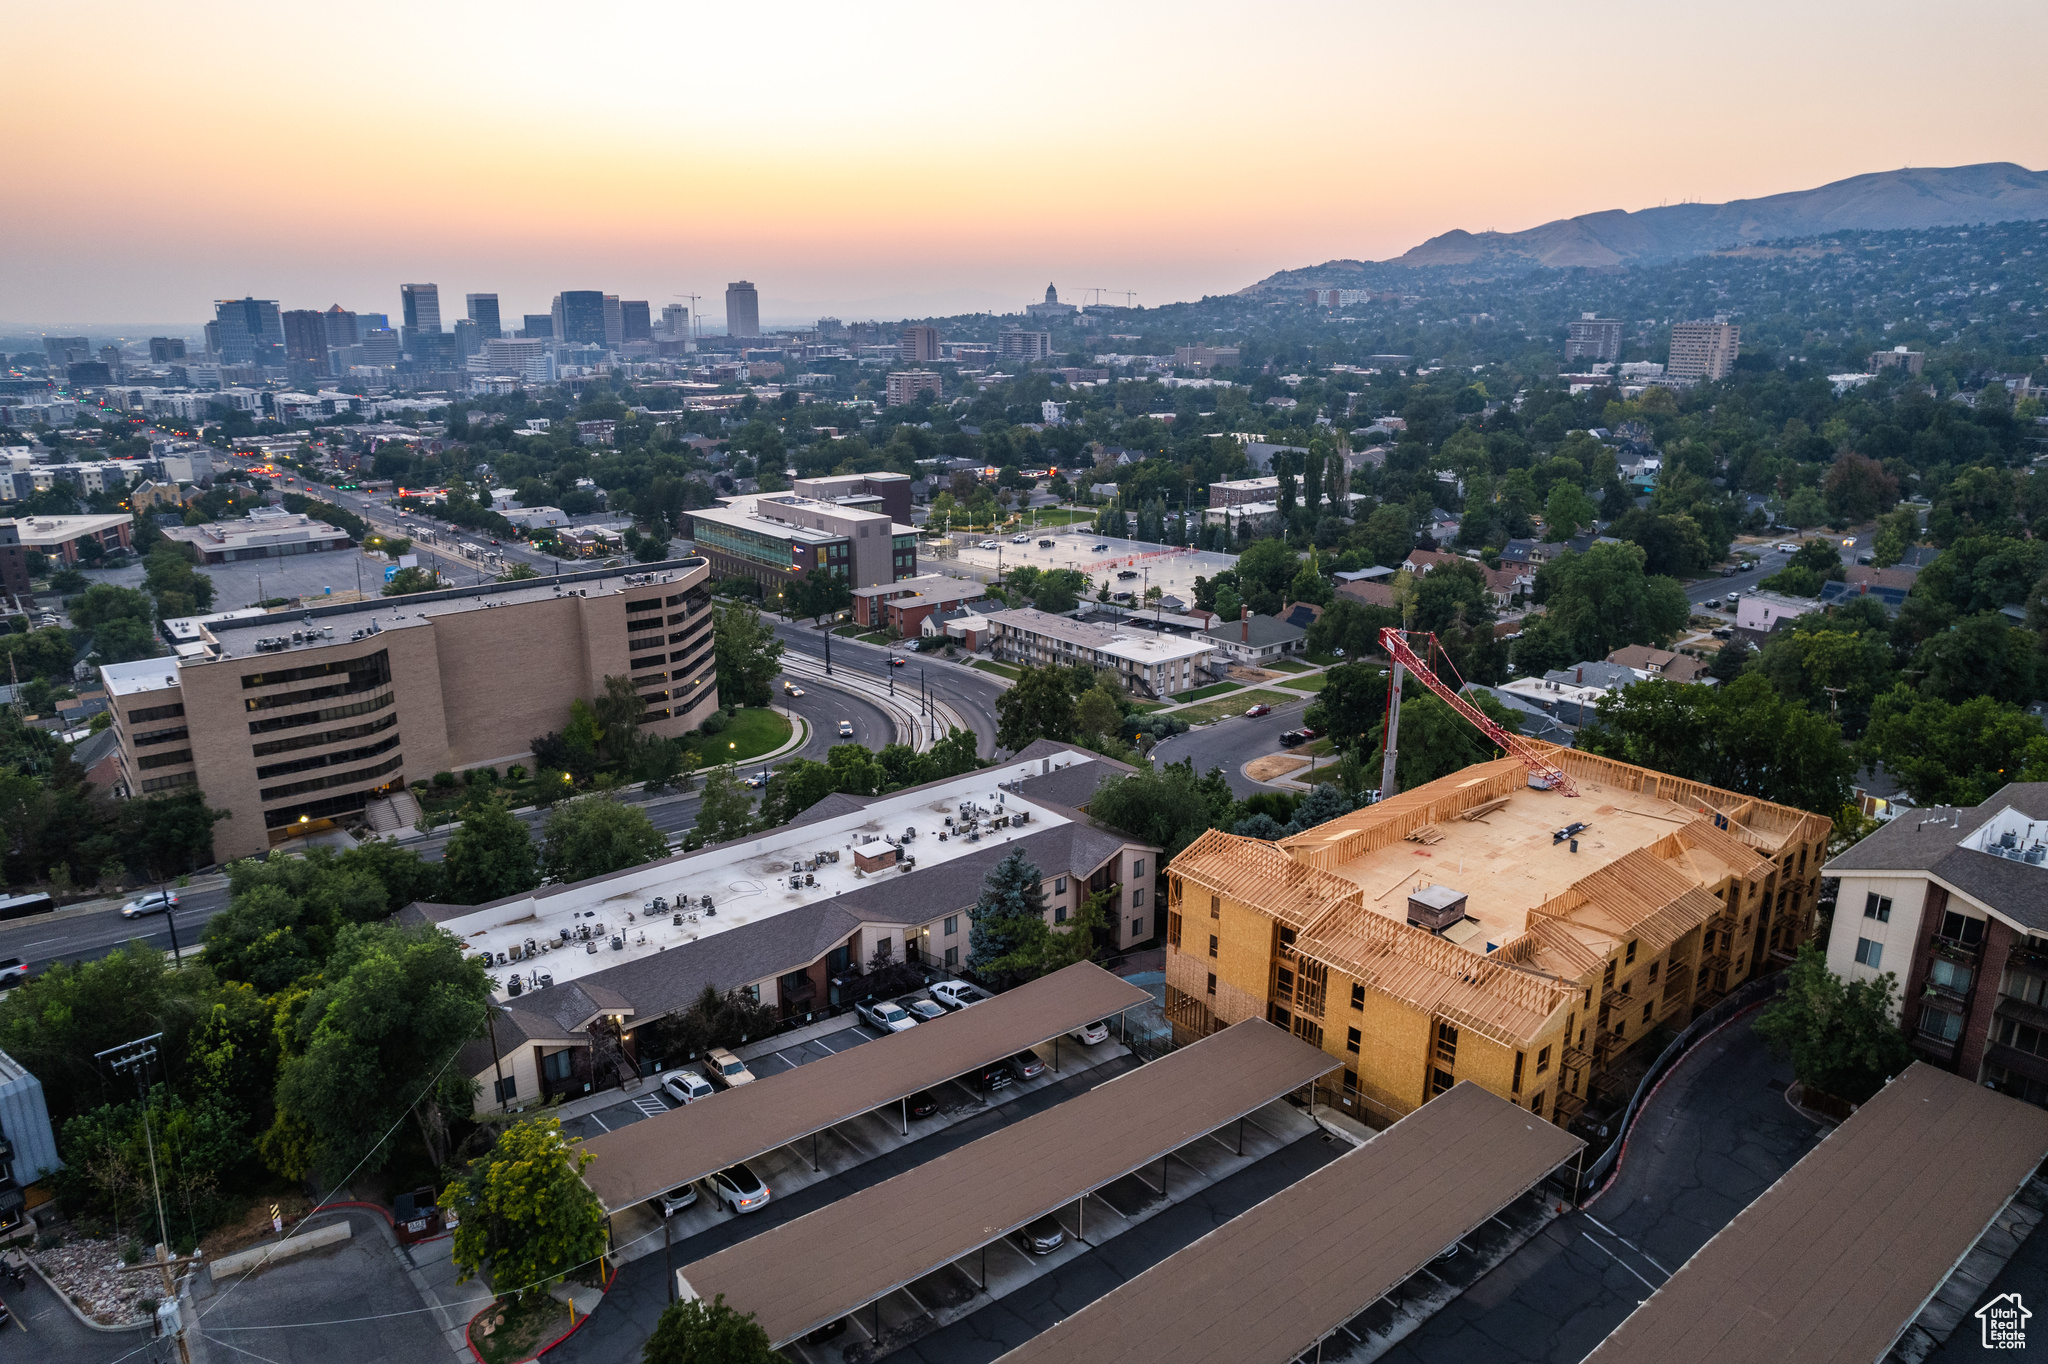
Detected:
[
  {"left": 929, "top": 980, "right": 996, "bottom": 1011},
  {"left": 857, "top": 998, "right": 920, "bottom": 1033}
]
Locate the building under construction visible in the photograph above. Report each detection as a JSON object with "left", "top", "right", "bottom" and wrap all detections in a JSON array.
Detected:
[{"left": 1164, "top": 746, "right": 1831, "bottom": 1131}]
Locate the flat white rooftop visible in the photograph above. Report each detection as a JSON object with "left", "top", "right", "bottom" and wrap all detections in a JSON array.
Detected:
[{"left": 440, "top": 753, "right": 1106, "bottom": 1000}]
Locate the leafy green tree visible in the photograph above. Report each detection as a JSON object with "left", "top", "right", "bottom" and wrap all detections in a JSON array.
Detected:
[
  {"left": 1753, "top": 942, "right": 1912, "bottom": 1104},
  {"left": 273, "top": 922, "right": 493, "bottom": 1177},
  {"left": 1303, "top": 663, "right": 1389, "bottom": 752},
  {"left": 1911, "top": 613, "right": 2042, "bottom": 706},
  {"left": 382, "top": 566, "right": 438, "bottom": 595},
  {"left": 1576, "top": 674, "right": 1853, "bottom": 815},
  {"left": 983, "top": 883, "right": 1113, "bottom": 979},
  {"left": 994, "top": 665, "right": 1076, "bottom": 751},
  {"left": 49, "top": 1086, "right": 245, "bottom": 1245},
  {"left": 1284, "top": 781, "right": 1355, "bottom": 833},
  {"left": 790, "top": 572, "right": 852, "bottom": 626},
  {"left": 69, "top": 583, "right": 155, "bottom": 632},
  {"left": 1368, "top": 692, "right": 1522, "bottom": 790},
  {"left": 202, "top": 883, "right": 329, "bottom": 992},
  {"left": 1869, "top": 507, "right": 1918, "bottom": 569},
  {"left": 117, "top": 790, "right": 230, "bottom": 877},
  {"left": 443, "top": 795, "right": 541, "bottom": 903},
  {"left": 498, "top": 562, "right": 540, "bottom": 582},
  {"left": 1074, "top": 686, "right": 1123, "bottom": 743},
  {"left": 1543, "top": 481, "right": 1597, "bottom": 538},
  {"left": 642, "top": 1295, "right": 779, "bottom": 1364},
  {"left": 712, "top": 600, "right": 784, "bottom": 707},
  {"left": 1784, "top": 486, "right": 1826, "bottom": 529},
  {"left": 143, "top": 542, "right": 215, "bottom": 617},
  {"left": 1709, "top": 638, "right": 1753, "bottom": 682},
  {"left": 1233, "top": 538, "right": 1300, "bottom": 616},
  {"left": 1086, "top": 758, "right": 1235, "bottom": 863},
  {"left": 1527, "top": 542, "right": 1690, "bottom": 663},
  {"left": 0, "top": 943, "right": 208, "bottom": 1124},
  {"left": 1307, "top": 597, "right": 1399, "bottom": 660},
  {"left": 1859, "top": 686, "right": 2048, "bottom": 806},
  {"left": 968, "top": 847, "right": 1049, "bottom": 971},
  {"left": 443, "top": 1117, "right": 608, "bottom": 1302},
  {"left": 1360, "top": 503, "right": 1414, "bottom": 567},
  {"left": 694, "top": 764, "right": 757, "bottom": 844},
  {"left": 1821, "top": 452, "right": 1899, "bottom": 524},
  {"left": 541, "top": 794, "right": 669, "bottom": 883}
]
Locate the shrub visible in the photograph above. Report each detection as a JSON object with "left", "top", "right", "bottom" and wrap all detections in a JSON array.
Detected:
[
  {"left": 464, "top": 767, "right": 497, "bottom": 787},
  {"left": 700, "top": 710, "right": 730, "bottom": 736},
  {"left": 432, "top": 771, "right": 457, "bottom": 789},
  {"left": 505, "top": 764, "right": 528, "bottom": 783}
]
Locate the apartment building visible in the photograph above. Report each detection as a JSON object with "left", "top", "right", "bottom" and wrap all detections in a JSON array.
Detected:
[
  {"left": 984, "top": 607, "right": 1215, "bottom": 699},
  {"left": 98, "top": 558, "right": 718, "bottom": 861},
  {"left": 1164, "top": 750, "right": 1829, "bottom": 1131},
  {"left": 1208, "top": 476, "right": 1280, "bottom": 509},
  {"left": 1565, "top": 315, "right": 1623, "bottom": 362},
  {"left": 886, "top": 370, "right": 943, "bottom": 407},
  {"left": 899, "top": 326, "right": 941, "bottom": 363},
  {"left": 1, "top": 513, "right": 134, "bottom": 566},
  {"left": 1868, "top": 346, "right": 1926, "bottom": 376},
  {"left": 1174, "top": 345, "right": 1241, "bottom": 368},
  {"left": 1666, "top": 319, "right": 1740, "bottom": 382},
  {"left": 425, "top": 743, "right": 1158, "bottom": 1112},
  {"left": 1824, "top": 784, "right": 2048, "bottom": 1107},
  {"left": 1000, "top": 328, "right": 1052, "bottom": 361},
  {"left": 687, "top": 494, "right": 918, "bottom": 598}
]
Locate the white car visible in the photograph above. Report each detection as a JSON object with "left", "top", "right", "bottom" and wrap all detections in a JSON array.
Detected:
[
  {"left": 655, "top": 1182, "right": 698, "bottom": 1217},
  {"left": 857, "top": 998, "right": 919, "bottom": 1033},
  {"left": 660, "top": 1070, "right": 713, "bottom": 1105},
  {"left": 1010, "top": 534, "right": 1030, "bottom": 544},
  {"left": 705, "top": 1047, "right": 755, "bottom": 1089},
  {"left": 703, "top": 1163, "right": 771, "bottom": 1214},
  {"left": 1069, "top": 1019, "right": 1111, "bottom": 1045},
  {"left": 838, "top": 720, "right": 854, "bottom": 737},
  {"left": 929, "top": 980, "right": 997, "bottom": 1011},
  {"left": 120, "top": 890, "right": 179, "bottom": 919},
  {"left": 979, "top": 540, "right": 999, "bottom": 550},
  {"left": 1774, "top": 542, "right": 1799, "bottom": 554}
]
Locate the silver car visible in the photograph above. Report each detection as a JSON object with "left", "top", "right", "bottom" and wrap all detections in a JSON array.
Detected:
[{"left": 120, "top": 890, "right": 179, "bottom": 920}]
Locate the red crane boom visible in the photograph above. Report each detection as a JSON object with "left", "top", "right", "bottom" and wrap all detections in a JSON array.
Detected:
[{"left": 1379, "top": 627, "right": 1579, "bottom": 797}]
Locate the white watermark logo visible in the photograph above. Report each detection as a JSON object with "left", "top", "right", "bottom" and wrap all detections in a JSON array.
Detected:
[{"left": 1978, "top": 1292, "right": 2030, "bottom": 1350}]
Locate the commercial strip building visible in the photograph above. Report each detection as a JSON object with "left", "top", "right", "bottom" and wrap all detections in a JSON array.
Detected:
[
  {"left": 1582, "top": 1063, "right": 2048, "bottom": 1364},
  {"left": 675, "top": 1019, "right": 1338, "bottom": 1346},
  {"left": 98, "top": 558, "right": 717, "bottom": 860},
  {"left": 417, "top": 744, "right": 1161, "bottom": 1112},
  {"left": 998, "top": 1081, "right": 1583, "bottom": 1364},
  {"left": 1823, "top": 783, "right": 2048, "bottom": 1105},
  {"left": 686, "top": 493, "right": 918, "bottom": 599},
  {"left": 1165, "top": 749, "right": 1830, "bottom": 1131},
  {"left": 160, "top": 506, "right": 353, "bottom": 564},
  {"left": 984, "top": 607, "right": 1218, "bottom": 699}
]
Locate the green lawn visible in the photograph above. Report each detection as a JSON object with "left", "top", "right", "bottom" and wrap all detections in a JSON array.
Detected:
[
  {"left": 972, "top": 659, "right": 1022, "bottom": 679},
  {"left": 1279, "top": 674, "right": 1327, "bottom": 692},
  {"left": 1302, "top": 652, "right": 1343, "bottom": 667},
  {"left": 1171, "top": 681, "right": 1241, "bottom": 704},
  {"left": 1176, "top": 689, "right": 1294, "bottom": 725},
  {"left": 715, "top": 706, "right": 793, "bottom": 762},
  {"left": 1264, "top": 659, "right": 1315, "bottom": 674}
]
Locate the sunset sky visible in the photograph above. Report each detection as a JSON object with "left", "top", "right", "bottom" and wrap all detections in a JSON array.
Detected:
[{"left": 7, "top": 0, "right": 2045, "bottom": 330}]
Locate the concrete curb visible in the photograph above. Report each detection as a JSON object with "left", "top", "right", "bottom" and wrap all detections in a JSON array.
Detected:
[
  {"left": 209, "top": 1220, "right": 351, "bottom": 1280},
  {"left": 25, "top": 1256, "right": 149, "bottom": 1334}
]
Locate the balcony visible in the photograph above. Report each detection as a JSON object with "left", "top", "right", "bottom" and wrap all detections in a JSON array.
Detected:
[
  {"left": 1552, "top": 1090, "right": 1587, "bottom": 1123},
  {"left": 1562, "top": 1045, "right": 1594, "bottom": 1072}
]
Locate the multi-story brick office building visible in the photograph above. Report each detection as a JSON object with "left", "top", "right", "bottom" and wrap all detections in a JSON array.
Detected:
[
  {"left": 1163, "top": 749, "right": 1829, "bottom": 1131},
  {"left": 1825, "top": 785, "right": 2048, "bottom": 1107},
  {"left": 687, "top": 494, "right": 917, "bottom": 602},
  {"left": 99, "top": 557, "right": 718, "bottom": 860}
]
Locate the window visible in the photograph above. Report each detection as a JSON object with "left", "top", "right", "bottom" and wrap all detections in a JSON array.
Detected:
[
  {"left": 1647, "top": 962, "right": 1659, "bottom": 984},
  {"left": 1132, "top": 887, "right": 1145, "bottom": 907},
  {"left": 1207, "top": 935, "right": 1218, "bottom": 959},
  {"left": 1130, "top": 917, "right": 1145, "bottom": 938},
  {"left": 1430, "top": 1067, "right": 1456, "bottom": 1097},
  {"left": 945, "top": 945, "right": 959, "bottom": 968},
  {"left": 1918, "top": 1007, "right": 1963, "bottom": 1044},
  {"left": 1537, "top": 1045, "right": 1552, "bottom": 1074},
  {"left": 2003, "top": 969, "right": 2048, "bottom": 1007},
  {"left": 1133, "top": 858, "right": 1145, "bottom": 878},
  {"left": 1927, "top": 957, "right": 1973, "bottom": 995},
  {"left": 1210, "top": 894, "right": 1220, "bottom": 919},
  {"left": 943, "top": 915, "right": 958, "bottom": 936},
  {"left": 1997, "top": 1018, "right": 2048, "bottom": 1059},
  {"left": 1346, "top": 1027, "right": 1361, "bottom": 1055},
  {"left": 1206, "top": 973, "right": 1216, "bottom": 994},
  {"left": 138, "top": 749, "right": 194, "bottom": 770},
  {"left": 1940, "top": 911, "right": 1984, "bottom": 947},
  {"left": 1434, "top": 1021, "right": 1459, "bottom": 1065},
  {"left": 494, "top": 1075, "right": 517, "bottom": 1104},
  {"left": 1511, "top": 1051, "right": 1524, "bottom": 1093},
  {"left": 1625, "top": 940, "right": 1638, "bottom": 965},
  {"left": 1167, "top": 911, "right": 1182, "bottom": 948},
  {"left": 1054, "top": 905, "right": 1067, "bottom": 924},
  {"left": 1342, "top": 1068, "right": 1358, "bottom": 1093},
  {"left": 1055, "top": 877, "right": 1067, "bottom": 894},
  {"left": 1530, "top": 1092, "right": 1544, "bottom": 1117},
  {"left": 1864, "top": 892, "right": 1891, "bottom": 922},
  {"left": 542, "top": 1050, "right": 575, "bottom": 1083},
  {"left": 1602, "top": 960, "right": 1616, "bottom": 989},
  {"left": 1351, "top": 983, "right": 1365, "bottom": 1011},
  {"left": 1641, "top": 1000, "right": 1653, "bottom": 1023},
  {"left": 128, "top": 702, "right": 185, "bottom": 724}
]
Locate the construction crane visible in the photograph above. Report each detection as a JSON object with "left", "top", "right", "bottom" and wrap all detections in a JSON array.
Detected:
[
  {"left": 673, "top": 293, "right": 702, "bottom": 339},
  {"left": 1377, "top": 627, "right": 1578, "bottom": 799}
]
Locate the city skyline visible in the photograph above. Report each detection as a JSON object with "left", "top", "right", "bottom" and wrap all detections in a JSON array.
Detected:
[{"left": 7, "top": 0, "right": 2047, "bottom": 327}]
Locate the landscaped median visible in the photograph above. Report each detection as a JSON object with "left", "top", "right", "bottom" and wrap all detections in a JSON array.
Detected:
[{"left": 467, "top": 1267, "right": 610, "bottom": 1364}]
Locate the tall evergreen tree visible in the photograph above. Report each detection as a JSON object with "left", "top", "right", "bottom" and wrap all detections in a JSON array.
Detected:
[{"left": 968, "top": 847, "right": 1048, "bottom": 970}]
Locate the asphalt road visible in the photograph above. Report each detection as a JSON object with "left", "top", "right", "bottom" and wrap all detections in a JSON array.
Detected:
[
  {"left": 1150, "top": 694, "right": 1317, "bottom": 797},
  {"left": 772, "top": 620, "right": 1006, "bottom": 758}
]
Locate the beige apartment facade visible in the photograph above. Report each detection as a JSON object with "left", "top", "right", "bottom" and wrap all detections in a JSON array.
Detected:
[
  {"left": 101, "top": 557, "right": 718, "bottom": 860},
  {"left": 1667, "top": 319, "right": 1740, "bottom": 382}
]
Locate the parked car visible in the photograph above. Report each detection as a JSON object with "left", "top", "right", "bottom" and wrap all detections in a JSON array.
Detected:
[
  {"left": 1279, "top": 727, "right": 1318, "bottom": 747},
  {"left": 703, "top": 1163, "right": 771, "bottom": 1214},
  {"left": 979, "top": 540, "right": 999, "bottom": 550},
  {"left": 1092, "top": 542, "right": 1109, "bottom": 552},
  {"left": 660, "top": 1069, "right": 713, "bottom": 1106},
  {"left": 1015, "top": 1214, "right": 1066, "bottom": 1255},
  {"left": 705, "top": 1047, "right": 755, "bottom": 1089},
  {"left": 857, "top": 998, "right": 919, "bottom": 1033},
  {"left": 1721, "top": 565, "right": 1739, "bottom": 577},
  {"left": 120, "top": 890, "right": 179, "bottom": 920},
  {"left": 906, "top": 1089, "right": 941, "bottom": 1118},
  {"left": 1069, "top": 1018, "right": 1110, "bottom": 1046},
  {"left": 930, "top": 980, "right": 996, "bottom": 1010},
  {"left": 1116, "top": 569, "right": 1139, "bottom": 580},
  {"left": 1037, "top": 539, "right": 1054, "bottom": 548},
  {"left": 0, "top": 958, "right": 26, "bottom": 990},
  {"left": 804, "top": 1319, "right": 849, "bottom": 1345},
  {"left": 838, "top": 720, "right": 854, "bottom": 737},
  {"left": 900, "top": 997, "right": 946, "bottom": 1022},
  {"left": 1703, "top": 598, "right": 1722, "bottom": 610},
  {"left": 655, "top": 1182, "right": 698, "bottom": 1217},
  {"left": 968, "top": 1062, "right": 1014, "bottom": 1092},
  {"left": 1244, "top": 703, "right": 1272, "bottom": 718},
  {"left": 1011, "top": 534, "right": 1030, "bottom": 543},
  {"left": 1710, "top": 628, "right": 1734, "bottom": 639},
  {"left": 1006, "top": 1049, "right": 1046, "bottom": 1081}
]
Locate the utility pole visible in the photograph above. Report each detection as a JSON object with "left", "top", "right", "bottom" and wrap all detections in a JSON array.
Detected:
[{"left": 100, "top": 1033, "right": 194, "bottom": 1364}]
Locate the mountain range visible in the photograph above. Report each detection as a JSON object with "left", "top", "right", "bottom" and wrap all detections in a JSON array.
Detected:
[{"left": 1251, "top": 162, "right": 2048, "bottom": 287}]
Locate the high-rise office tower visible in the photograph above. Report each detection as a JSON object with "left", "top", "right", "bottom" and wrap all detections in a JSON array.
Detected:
[
  {"left": 42, "top": 337, "right": 90, "bottom": 367},
  {"left": 455, "top": 318, "right": 482, "bottom": 358},
  {"left": 726, "top": 281, "right": 760, "bottom": 338},
  {"left": 465, "top": 293, "right": 502, "bottom": 340},
  {"left": 358, "top": 312, "right": 390, "bottom": 332},
  {"left": 661, "top": 304, "right": 690, "bottom": 338},
  {"left": 620, "top": 300, "right": 651, "bottom": 342},
  {"left": 211, "top": 298, "right": 284, "bottom": 364},
  {"left": 1667, "top": 319, "right": 1740, "bottom": 382},
  {"left": 899, "top": 325, "right": 940, "bottom": 363},
  {"left": 1565, "top": 314, "right": 1623, "bottom": 363},
  {"left": 280, "top": 309, "right": 330, "bottom": 374},
  {"left": 552, "top": 292, "right": 607, "bottom": 345},
  {"left": 603, "top": 295, "right": 624, "bottom": 348},
  {"left": 401, "top": 283, "right": 443, "bottom": 333},
  {"left": 520, "top": 314, "right": 555, "bottom": 340},
  {"left": 322, "top": 305, "right": 358, "bottom": 349},
  {"left": 149, "top": 337, "right": 187, "bottom": 362},
  {"left": 816, "top": 317, "right": 844, "bottom": 340}
]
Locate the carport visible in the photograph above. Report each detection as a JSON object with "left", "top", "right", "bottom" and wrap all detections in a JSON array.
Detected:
[
  {"left": 675, "top": 1018, "right": 1337, "bottom": 1345},
  {"left": 1581, "top": 1063, "right": 2048, "bottom": 1364},
  {"left": 580, "top": 960, "right": 1150, "bottom": 1214},
  {"left": 995, "top": 1080, "right": 1584, "bottom": 1364}
]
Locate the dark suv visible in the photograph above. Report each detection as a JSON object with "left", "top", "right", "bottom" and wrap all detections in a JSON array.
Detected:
[{"left": 968, "top": 1062, "right": 1014, "bottom": 1092}]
